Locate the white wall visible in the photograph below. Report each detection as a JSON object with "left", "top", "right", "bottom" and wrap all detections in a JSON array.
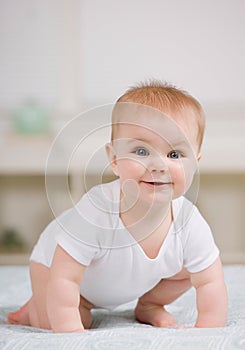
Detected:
[
  {"left": 0, "top": 0, "right": 80, "bottom": 114},
  {"left": 0, "top": 0, "right": 244, "bottom": 115},
  {"left": 79, "top": 0, "right": 245, "bottom": 108}
]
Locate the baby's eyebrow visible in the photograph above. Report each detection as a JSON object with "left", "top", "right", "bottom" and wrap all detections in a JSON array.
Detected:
[
  {"left": 125, "top": 138, "right": 151, "bottom": 144},
  {"left": 126, "top": 137, "right": 188, "bottom": 148},
  {"left": 171, "top": 139, "right": 189, "bottom": 148}
]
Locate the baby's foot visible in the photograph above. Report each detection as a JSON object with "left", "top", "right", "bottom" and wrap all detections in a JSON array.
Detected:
[
  {"left": 7, "top": 301, "right": 30, "bottom": 326},
  {"left": 135, "top": 301, "right": 176, "bottom": 328}
]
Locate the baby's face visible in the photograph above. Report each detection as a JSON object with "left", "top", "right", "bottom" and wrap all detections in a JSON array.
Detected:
[{"left": 107, "top": 104, "right": 200, "bottom": 205}]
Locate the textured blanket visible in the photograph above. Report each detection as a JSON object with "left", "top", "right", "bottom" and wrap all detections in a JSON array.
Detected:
[{"left": 0, "top": 265, "right": 244, "bottom": 349}]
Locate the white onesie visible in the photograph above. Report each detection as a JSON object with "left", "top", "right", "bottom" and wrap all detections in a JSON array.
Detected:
[{"left": 30, "top": 179, "right": 219, "bottom": 309}]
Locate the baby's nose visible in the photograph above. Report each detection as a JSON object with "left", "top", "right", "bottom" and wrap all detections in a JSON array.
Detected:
[{"left": 148, "top": 156, "right": 167, "bottom": 173}]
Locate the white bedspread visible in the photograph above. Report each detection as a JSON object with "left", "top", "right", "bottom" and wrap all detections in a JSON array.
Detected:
[{"left": 0, "top": 265, "right": 244, "bottom": 349}]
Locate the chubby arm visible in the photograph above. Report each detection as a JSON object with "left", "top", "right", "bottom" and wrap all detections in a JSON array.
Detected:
[
  {"left": 47, "top": 245, "right": 86, "bottom": 333},
  {"left": 190, "top": 257, "right": 228, "bottom": 328}
]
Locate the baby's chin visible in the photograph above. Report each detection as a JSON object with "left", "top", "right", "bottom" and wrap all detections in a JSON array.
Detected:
[{"left": 137, "top": 188, "right": 173, "bottom": 207}]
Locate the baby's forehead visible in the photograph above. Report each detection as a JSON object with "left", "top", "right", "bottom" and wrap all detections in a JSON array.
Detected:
[
  {"left": 112, "top": 102, "right": 191, "bottom": 133},
  {"left": 112, "top": 102, "right": 199, "bottom": 148},
  {"left": 113, "top": 114, "right": 187, "bottom": 141},
  {"left": 113, "top": 124, "right": 190, "bottom": 149}
]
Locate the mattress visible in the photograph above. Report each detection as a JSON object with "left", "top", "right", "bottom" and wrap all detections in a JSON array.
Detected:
[{"left": 0, "top": 265, "right": 244, "bottom": 350}]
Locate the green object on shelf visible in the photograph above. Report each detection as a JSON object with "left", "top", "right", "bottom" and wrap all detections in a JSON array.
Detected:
[
  {"left": 0, "top": 228, "right": 27, "bottom": 253},
  {"left": 13, "top": 100, "right": 50, "bottom": 135}
]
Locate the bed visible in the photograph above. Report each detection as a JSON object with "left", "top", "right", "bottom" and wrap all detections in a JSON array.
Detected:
[{"left": 0, "top": 265, "right": 244, "bottom": 349}]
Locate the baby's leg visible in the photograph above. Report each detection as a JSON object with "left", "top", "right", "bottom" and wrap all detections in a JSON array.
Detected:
[
  {"left": 8, "top": 262, "right": 51, "bottom": 329},
  {"left": 135, "top": 268, "right": 192, "bottom": 327},
  {"left": 78, "top": 295, "right": 94, "bottom": 329}
]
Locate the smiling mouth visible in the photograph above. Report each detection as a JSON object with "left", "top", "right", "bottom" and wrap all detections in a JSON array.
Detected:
[{"left": 142, "top": 181, "right": 172, "bottom": 186}]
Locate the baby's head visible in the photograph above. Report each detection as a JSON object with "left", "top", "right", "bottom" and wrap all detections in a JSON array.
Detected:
[
  {"left": 111, "top": 80, "right": 205, "bottom": 153},
  {"left": 107, "top": 80, "right": 205, "bottom": 205}
]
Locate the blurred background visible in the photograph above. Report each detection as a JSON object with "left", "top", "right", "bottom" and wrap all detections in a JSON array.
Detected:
[{"left": 0, "top": 0, "right": 244, "bottom": 264}]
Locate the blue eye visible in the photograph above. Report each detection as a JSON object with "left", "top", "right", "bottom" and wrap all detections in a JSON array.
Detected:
[
  {"left": 168, "top": 151, "right": 181, "bottom": 159},
  {"left": 135, "top": 148, "right": 149, "bottom": 156}
]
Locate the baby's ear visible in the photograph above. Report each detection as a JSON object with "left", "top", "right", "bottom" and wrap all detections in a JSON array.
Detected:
[{"left": 105, "top": 143, "right": 119, "bottom": 176}]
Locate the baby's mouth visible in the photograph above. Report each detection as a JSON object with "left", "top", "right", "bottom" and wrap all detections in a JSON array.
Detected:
[{"left": 141, "top": 181, "right": 172, "bottom": 186}]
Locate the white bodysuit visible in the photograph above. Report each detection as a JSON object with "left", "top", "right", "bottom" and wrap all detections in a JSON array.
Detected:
[{"left": 30, "top": 179, "right": 219, "bottom": 309}]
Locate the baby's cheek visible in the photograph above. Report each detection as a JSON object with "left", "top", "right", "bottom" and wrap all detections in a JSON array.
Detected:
[
  {"left": 180, "top": 163, "right": 195, "bottom": 192},
  {"left": 118, "top": 158, "right": 146, "bottom": 179},
  {"left": 130, "top": 160, "right": 147, "bottom": 175},
  {"left": 170, "top": 163, "right": 189, "bottom": 192}
]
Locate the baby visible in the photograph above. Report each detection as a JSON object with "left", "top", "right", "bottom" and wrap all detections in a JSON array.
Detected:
[{"left": 8, "top": 81, "right": 228, "bottom": 332}]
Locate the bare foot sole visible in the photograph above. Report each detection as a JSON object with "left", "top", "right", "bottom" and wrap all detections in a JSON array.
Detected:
[
  {"left": 135, "top": 302, "right": 176, "bottom": 328},
  {"left": 7, "top": 301, "right": 30, "bottom": 326}
]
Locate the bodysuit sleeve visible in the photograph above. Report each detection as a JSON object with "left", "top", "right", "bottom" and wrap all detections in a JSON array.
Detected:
[
  {"left": 54, "top": 207, "right": 101, "bottom": 266},
  {"left": 54, "top": 183, "right": 118, "bottom": 266},
  {"left": 30, "top": 181, "right": 119, "bottom": 268},
  {"left": 54, "top": 191, "right": 105, "bottom": 266},
  {"left": 29, "top": 205, "right": 100, "bottom": 267},
  {"left": 182, "top": 206, "right": 220, "bottom": 273}
]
